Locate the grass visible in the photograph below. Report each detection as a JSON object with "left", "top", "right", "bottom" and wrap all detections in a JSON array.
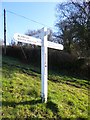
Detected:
[{"left": 1, "top": 56, "right": 89, "bottom": 119}]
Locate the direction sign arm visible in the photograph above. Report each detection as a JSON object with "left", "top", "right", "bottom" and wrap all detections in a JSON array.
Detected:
[
  {"left": 47, "top": 41, "right": 64, "bottom": 50},
  {"left": 13, "top": 33, "right": 42, "bottom": 46}
]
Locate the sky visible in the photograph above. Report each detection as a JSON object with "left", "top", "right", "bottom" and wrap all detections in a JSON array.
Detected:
[{"left": 1, "top": 1, "right": 67, "bottom": 45}]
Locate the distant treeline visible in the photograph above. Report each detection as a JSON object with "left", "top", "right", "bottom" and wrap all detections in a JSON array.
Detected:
[{"left": 2, "top": 46, "right": 90, "bottom": 79}]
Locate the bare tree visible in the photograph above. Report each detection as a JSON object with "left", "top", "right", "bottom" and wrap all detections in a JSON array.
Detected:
[{"left": 55, "top": 0, "right": 90, "bottom": 57}]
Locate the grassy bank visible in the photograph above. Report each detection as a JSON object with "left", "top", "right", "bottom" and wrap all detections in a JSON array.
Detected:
[{"left": 1, "top": 56, "right": 89, "bottom": 119}]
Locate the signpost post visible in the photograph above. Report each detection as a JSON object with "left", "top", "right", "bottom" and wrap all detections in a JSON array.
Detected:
[
  {"left": 14, "top": 27, "right": 63, "bottom": 103},
  {"left": 41, "top": 28, "right": 48, "bottom": 102}
]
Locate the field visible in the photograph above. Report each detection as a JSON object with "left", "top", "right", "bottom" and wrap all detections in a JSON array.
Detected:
[{"left": 1, "top": 56, "right": 89, "bottom": 119}]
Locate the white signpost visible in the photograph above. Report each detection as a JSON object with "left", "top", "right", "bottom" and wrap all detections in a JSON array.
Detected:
[{"left": 14, "top": 27, "right": 63, "bottom": 103}]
